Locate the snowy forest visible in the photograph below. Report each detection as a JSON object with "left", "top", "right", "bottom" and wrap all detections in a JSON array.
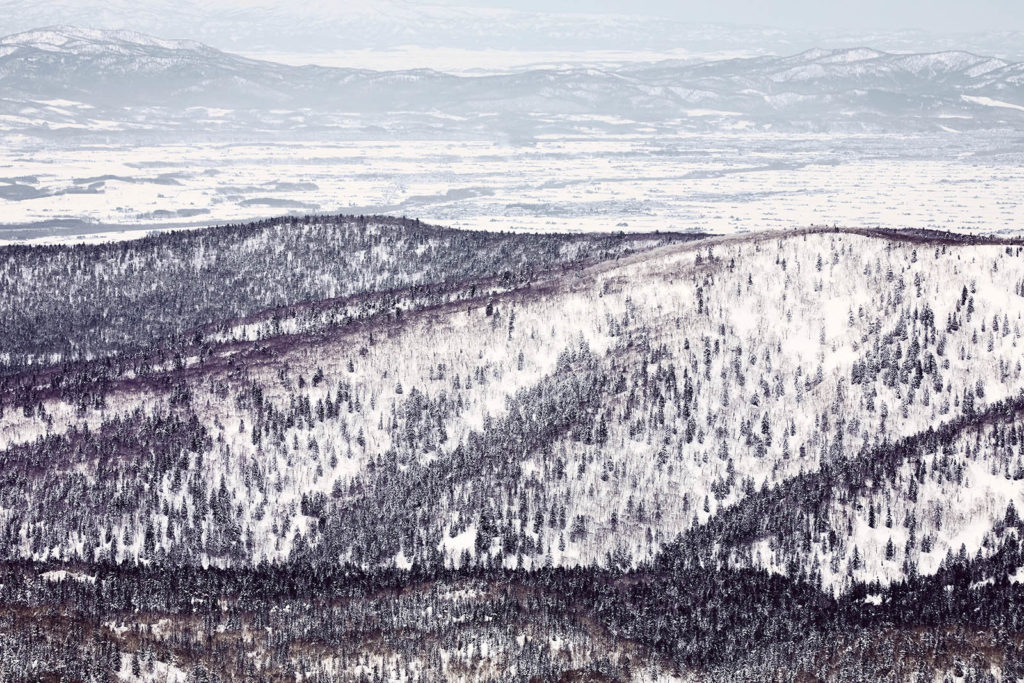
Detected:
[{"left": 2, "top": 216, "right": 1024, "bottom": 680}]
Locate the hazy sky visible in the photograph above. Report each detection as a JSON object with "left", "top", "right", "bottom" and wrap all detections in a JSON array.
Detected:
[{"left": 466, "top": 0, "right": 1023, "bottom": 33}]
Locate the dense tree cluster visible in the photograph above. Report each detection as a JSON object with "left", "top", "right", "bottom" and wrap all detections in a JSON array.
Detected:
[{"left": 0, "top": 558, "right": 1021, "bottom": 681}]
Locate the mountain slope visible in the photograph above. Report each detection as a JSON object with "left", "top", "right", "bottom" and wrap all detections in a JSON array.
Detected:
[
  {"left": 5, "top": 218, "right": 1024, "bottom": 679},
  {"left": 663, "top": 392, "right": 1024, "bottom": 589},
  {"left": 3, "top": 220, "right": 1024, "bottom": 590}
]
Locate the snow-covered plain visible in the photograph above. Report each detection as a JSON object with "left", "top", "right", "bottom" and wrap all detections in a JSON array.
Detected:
[{"left": 1, "top": 130, "right": 1022, "bottom": 242}]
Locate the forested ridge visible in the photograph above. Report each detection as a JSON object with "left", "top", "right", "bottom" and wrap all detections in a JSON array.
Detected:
[
  {"left": 0, "top": 214, "right": 702, "bottom": 371},
  {"left": 2, "top": 216, "right": 1024, "bottom": 680}
]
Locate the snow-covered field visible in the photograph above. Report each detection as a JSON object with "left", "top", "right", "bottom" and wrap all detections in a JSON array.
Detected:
[{"left": 1, "top": 129, "right": 1022, "bottom": 243}]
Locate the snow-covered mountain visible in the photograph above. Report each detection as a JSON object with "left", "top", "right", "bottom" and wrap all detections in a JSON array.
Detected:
[
  {"left": 2, "top": 26, "right": 1024, "bottom": 138},
  {"left": 2, "top": 0, "right": 1024, "bottom": 62},
  {"left": 2, "top": 217, "right": 1023, "bottom": 592},
  {"left": 0, "top": 25, "right": 209, "bottom": 54},
  {"left": 3, "top": 218, "right": 1024, "bottom": 679}
]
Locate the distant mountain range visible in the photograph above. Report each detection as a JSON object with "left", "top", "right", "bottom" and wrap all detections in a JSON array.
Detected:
[
  {"left": 1, "top": 26, "right": 1023, "bottom": 140},
  {"left": 2, "top": 0, "right": 1024, "bottom": 62}
]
